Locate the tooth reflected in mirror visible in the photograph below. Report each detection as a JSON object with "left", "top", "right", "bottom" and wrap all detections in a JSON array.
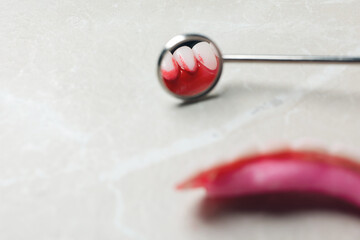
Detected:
[{"left": 158, "top": 34, "right": 223, "bottom": 100}]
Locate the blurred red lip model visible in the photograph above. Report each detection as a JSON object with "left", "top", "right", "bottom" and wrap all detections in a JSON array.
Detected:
[{"left": 177, "top": 148, "right": 360, "bottom": 208}]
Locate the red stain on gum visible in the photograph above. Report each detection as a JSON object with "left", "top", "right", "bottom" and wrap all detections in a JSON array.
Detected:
[{"left": 162, "top": 57, "right": 220, "bottom": 97}]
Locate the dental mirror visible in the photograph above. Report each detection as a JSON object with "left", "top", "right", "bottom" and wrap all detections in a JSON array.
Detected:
[
  {"left": 157, "top": 33, "right": 223, "bottom": 100},
  {"left": 157, "top": 33, "right": 360, "bottom": 101}
]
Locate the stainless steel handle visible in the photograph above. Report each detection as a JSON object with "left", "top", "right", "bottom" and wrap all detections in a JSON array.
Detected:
[{"left": 222, "top": 54, "right": 360, "bottom": 63}]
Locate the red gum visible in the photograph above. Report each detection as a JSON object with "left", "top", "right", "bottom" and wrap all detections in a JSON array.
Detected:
[
  {"left": 162, "top": 57, "right": 219, "bottom": 97},
  {"left": 177, "top": 150, "right": 360, "bottom": 207}
]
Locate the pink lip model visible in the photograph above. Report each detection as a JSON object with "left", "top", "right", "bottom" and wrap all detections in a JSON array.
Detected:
[
  {"left": 160, "top": 41, "right": 220, "bottom": 97},
  {"left": 177, "top": 147, "right": 360, "bottom": 208}
]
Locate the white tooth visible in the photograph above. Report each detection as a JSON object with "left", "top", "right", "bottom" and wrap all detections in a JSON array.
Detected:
[
  {"left": 192, "top": 42, "right": 217, "bottom": 70},
  {"left": 161, "top": 51, "right": 176, "bottom": 72},
  {"left": 209, "top": 42, "right": 220, "bottom": 57},
  {"left": 173, "top": 46, "right": 197, "bottom": 72},
  {"left": 160, "top": 51, "right": 178, "bottom": 81}
]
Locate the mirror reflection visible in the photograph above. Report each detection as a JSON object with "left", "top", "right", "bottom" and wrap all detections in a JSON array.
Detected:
[{"left": 159, "top": 36, "right": 222, "bottom": 99}]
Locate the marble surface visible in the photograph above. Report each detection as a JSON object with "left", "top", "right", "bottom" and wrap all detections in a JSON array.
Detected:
[{"left": 1, "top": 0, "right": 360, "bottom": 239}]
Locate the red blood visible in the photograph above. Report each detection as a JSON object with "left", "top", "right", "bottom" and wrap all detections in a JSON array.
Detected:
[{"left": 162, "top": 57, "right": 220, "bottom": 97}]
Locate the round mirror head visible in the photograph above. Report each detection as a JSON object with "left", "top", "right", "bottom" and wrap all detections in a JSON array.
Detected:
[{"left": 157, "top": 34, "right": 223, "bottom": 100}]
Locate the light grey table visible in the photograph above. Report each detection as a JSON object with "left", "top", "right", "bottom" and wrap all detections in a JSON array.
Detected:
[{"left": 1, "top": 0, "right": 360, "bottom": 239}]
